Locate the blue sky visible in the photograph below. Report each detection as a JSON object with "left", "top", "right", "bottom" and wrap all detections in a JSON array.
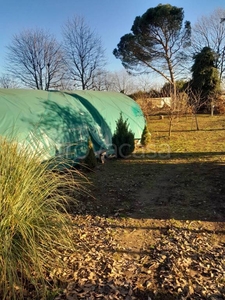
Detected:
[{"left": 1, "top": 0, "right": 225, "bottom": 76}]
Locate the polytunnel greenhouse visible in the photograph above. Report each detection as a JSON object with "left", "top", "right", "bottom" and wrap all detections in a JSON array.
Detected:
[{"left": 0, "top": 89, "right": 145, "bottom": 163}]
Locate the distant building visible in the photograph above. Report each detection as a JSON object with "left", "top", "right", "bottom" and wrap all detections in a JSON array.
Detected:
[{"left": 148, "top": 97, "right": 171, "bottom": 108}]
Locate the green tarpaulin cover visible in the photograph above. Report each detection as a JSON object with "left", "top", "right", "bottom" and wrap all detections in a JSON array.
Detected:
[{"left": 0, "top": 89, "right": 145, "bottom": 162}]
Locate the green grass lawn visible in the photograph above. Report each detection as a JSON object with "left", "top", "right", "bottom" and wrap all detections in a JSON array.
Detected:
[{"left": 147, "top": 114, "right": 225, "bottom": 155}]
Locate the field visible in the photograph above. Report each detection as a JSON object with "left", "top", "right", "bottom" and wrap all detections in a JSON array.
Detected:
[{"left": 51, "top": 115, "right": 225, "bottom": 300}]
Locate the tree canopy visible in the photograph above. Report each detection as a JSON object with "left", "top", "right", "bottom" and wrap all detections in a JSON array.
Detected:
[{"left": 113, "top": 4, "right": 191, "bottom": 99}]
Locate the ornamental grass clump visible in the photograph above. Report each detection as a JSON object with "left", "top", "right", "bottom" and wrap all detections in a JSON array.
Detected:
[{"left": 0, "top": 137, "right": 83, "bottom": 299}]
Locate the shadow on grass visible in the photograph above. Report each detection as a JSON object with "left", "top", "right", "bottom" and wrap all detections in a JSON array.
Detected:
[
  {"left": 78, "top": 151, "right": 225, "bottom": 223},
  {"left": 131, "top": 151, "right": 225, "bottom": 160},
  {"left": 154, "top": 128, "right": 225, "bottom": 133}
]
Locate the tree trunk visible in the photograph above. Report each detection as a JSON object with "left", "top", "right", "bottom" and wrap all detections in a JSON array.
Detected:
[
  {"left": 169, "top": 114, "right": 173, "bottom": 137},
  {"left": 194, "top": 113, "right": 199, "bottom": 131}
]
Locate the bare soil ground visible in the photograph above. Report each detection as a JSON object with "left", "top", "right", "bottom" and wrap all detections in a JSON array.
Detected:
[
  {"left": 81, "top": 155, "right": 225, "bottom": 222},
  {"left": 53, "top": 116, "right": 225, "bottom": 300}
]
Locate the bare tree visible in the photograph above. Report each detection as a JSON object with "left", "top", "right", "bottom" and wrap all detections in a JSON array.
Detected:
[
  {"left": 191, "top": 8, "right": 225, "bottom": 82},
  {"left": 91, "top": 69, "right": 111, "bottom": 91},
  {"left": 62, "top": 16, "right": 106, "bottom": 90},
  {"left": 136, "top": 74, "right": 157, "bottom": 93},
  {"left": 186, "top": 86, "right": 209, "bottom": 130},
  {"left": 0, "top": 73, "right": 20, "bottom": 88},
  {"left": 105, "top": 70, "right": 137, "bottom": 94},
  {"left": 6, "top": 29, "right": 65, "bottom": 90}
]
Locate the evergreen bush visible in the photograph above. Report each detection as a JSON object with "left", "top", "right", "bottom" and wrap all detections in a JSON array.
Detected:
[
  {"left": 141, "top": 124, "right": 151, "bottom": 147},
  {"left": 112, "top": 113, "right": 135, "bottom": 158}
]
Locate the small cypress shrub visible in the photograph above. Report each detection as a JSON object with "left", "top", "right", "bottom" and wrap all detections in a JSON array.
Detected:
[
  {"left": 83, "top": 137, "right": 97, "bottom": 169},
  {"left": 112, "top": 113, "right": 135, "bottom": 158},
  {"left": 140, "top": 124, "right": 151, "bottom": 147}
]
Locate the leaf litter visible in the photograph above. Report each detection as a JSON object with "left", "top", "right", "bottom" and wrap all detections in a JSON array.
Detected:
[
  {"left": 52, "top": 152, "right": 225, "bottom": 300},
  {"left": 52, "top": 215, "right": 225, "bottom": 300}
]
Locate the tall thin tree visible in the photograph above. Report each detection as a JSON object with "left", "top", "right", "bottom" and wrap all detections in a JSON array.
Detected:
[{"left": 63, "top": 16, "right": 106, "bottom": 90}]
